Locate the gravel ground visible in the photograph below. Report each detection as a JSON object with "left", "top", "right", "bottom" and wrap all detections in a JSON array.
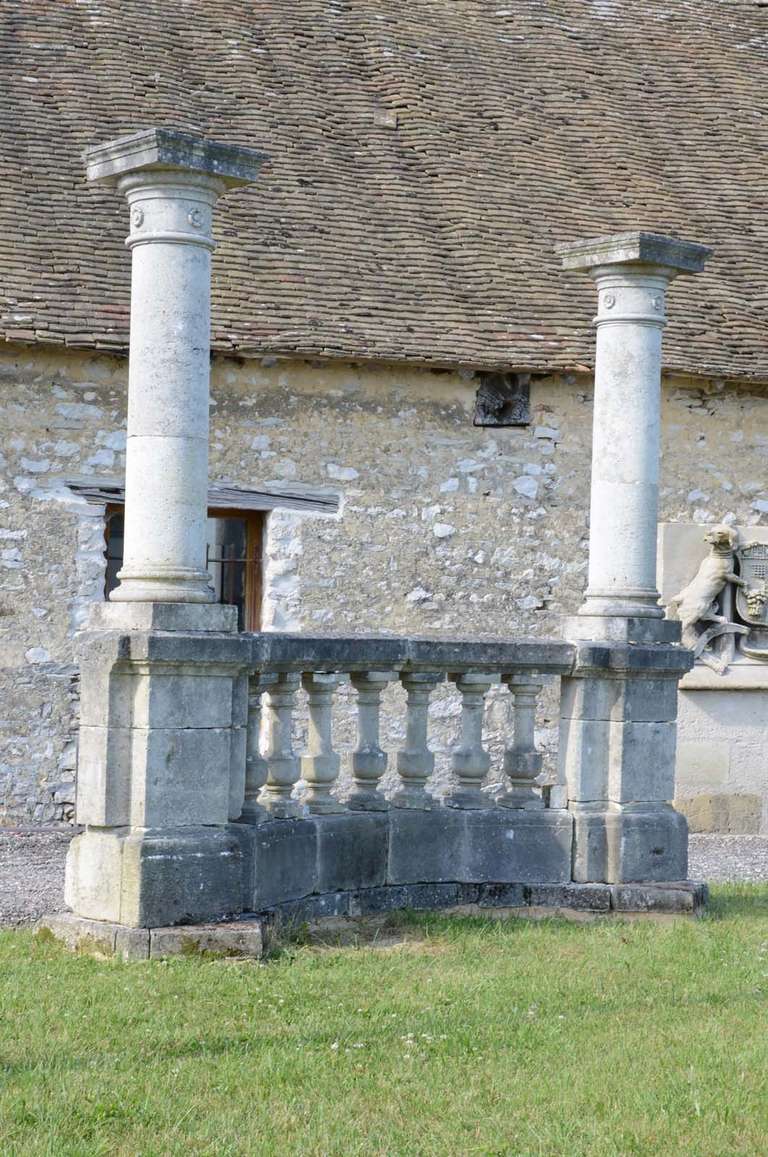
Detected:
[
  {"left": 0, "top": 829, "right": 767, "bottom": 927},
  {"left": 0, "top": 830, "right": 71, "bottom": 927},
  {"left": 688, "top": 834, "right": 768, "bottom": 886}
]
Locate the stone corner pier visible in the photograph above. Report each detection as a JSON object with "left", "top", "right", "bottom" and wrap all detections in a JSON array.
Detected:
[
  {"left": 557, "top": 230, "right": 711, "bottom": 888},
  {"left": 46, "top": 136, "right": 711, "bottom": 959}
]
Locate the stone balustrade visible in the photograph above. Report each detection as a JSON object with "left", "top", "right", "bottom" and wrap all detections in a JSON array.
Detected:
[
  {"left": 233, "top": 633, "right": 574, "bottom": 824},
  {"left": 57, "top": 141, "right": 707, "bottom": 949},
  {"left": 182, "top": 632, "right": 580, "bottom": 918}
]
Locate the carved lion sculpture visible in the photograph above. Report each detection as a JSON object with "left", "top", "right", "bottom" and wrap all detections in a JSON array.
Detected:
[{"left": 666, "top": 524, "right": 746, "bottom": 650}]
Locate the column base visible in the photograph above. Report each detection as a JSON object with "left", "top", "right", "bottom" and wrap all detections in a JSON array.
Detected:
[
  {"left": 88, "top": 600, "right": 238, "bottom": 633},
  {"left": 578, "top": 594, "right": 664, "bottom": 620},
  {"left": 566, "top": 614, "right": 682, "bottom": 645},
  {"left": 571, "top": 802, "right": 688, "bottom": 884},
  {"left": 110, "top": 567, "right": 215, "bottom": 604}
]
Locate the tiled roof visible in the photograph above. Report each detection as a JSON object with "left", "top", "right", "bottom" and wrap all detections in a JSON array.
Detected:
[{"left": 2, "top": 1, "right": 768, "bottom": 379}]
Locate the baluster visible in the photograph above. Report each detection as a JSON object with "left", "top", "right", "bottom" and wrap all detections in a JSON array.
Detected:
[
  {"left": 393, "top": 672, "right": 442, "bottom": 809},
  {"left": 258, "top": 673, "right": 302, "bottom": 818},
  {"left": 301, "top": 672, "right": 344, "bottom": 814},
  {"left": 348, "top": 671, "right": 394, "bottom": 811},
  {"left": 445, "top": 672, "right": 494, "bottom": 809},
  {"left": 497, "top": 676, "right": 545, "bottom": 809},
  {"left": 240, "top": 672, "right": 277, "bottom": 824}
]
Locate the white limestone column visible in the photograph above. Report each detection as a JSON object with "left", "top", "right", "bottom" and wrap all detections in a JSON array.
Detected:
[
  {"left": 559, "top": 233, "right": 711, "bottom": 621},
  {"left": 85, "top": 129, "right": 265, "bottom": 602}
]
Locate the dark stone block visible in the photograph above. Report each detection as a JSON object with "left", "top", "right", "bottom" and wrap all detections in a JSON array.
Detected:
[
  {"left": 610, "top": 884, "right": 700, "bottom": 913},
  {"left": 573, "top": 637, "right": 691, "bottom": 674},
  {"left": 228, "top": 822, "right": 259, "bottom": 909},
  {"left": 350, "top": 886, "right": 410, "bottom": 915},
  {"left": 527, "top": 884, "right": 611, "bottom": 911},
  {"left": 478, "top": 882, "right": 527, "bottom": 908},
  {"left": 572, "top": 808, "right": 609, "bottom": 883},
  {"left": 123, "top": 828, "right": 243, "bottom": 928},
  {"left": 250, "top": 818, "right": 318, "bottom": 910},
  {"left": 457, "top": 883, "right": 481, "bottom": 905},
  {"left": 606, "top": 806, "right": 688, "bottom": 884},
  {"left": 464, "top": 809, "right": 573, "bottom": 884},
  {"left": 388, "top": 806, "right": 466, "bottom": 884},
  {"left": 402, "top": 882, "right": 462, "bottom": 909},
  {"left": 315, "top": 813, "right": 388, "bottom": 893},
  {"left": 307, "top": 892, "right": 351, "bottom": 919},
  {"left": 278, "top": 892, "right": 351, "bottom": 923}
]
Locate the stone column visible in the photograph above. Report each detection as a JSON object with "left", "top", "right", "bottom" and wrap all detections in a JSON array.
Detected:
[
  {"left": 557, "top": 232, "right": 710, "bottom": 884},
  {"left": 84, "top": 128, "right": 265, "bottom": 602},
  {"left": 64, "top": 131, "right": 265, "bottom": 929},
  {"left": 559, "top": 232, "right": 711, "bottom": 626}
]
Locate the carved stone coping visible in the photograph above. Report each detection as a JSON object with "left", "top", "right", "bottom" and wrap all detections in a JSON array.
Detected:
[
  {"left": 247, "top": 633, "right": 576, "bottom": 677},
  {"left": 572, "top": 641, "right": 694, "bottom": 679}
]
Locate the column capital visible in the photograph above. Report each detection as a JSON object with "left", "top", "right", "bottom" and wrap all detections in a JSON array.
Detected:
[
  {"left": 557, "top": 231, "right": 711, "bottom": 277},
  {"left": 84, "top": 127, "right": 267, "bottom": 188}
]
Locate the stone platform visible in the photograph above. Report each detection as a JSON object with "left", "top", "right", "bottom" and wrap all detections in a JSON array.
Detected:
[{"left": 39, "top": 879, "right": 708, "bottom": 960}]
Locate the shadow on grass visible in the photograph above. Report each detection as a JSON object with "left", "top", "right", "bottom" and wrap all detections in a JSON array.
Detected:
[
  {"left": 706, "top": 883, "right": 768, "bottom": 920},
  {"left": 268, "top": 907, "right": 596, "bottom": 958},
  {"left": 271, "top": 888, "right": 768, "bottom": 951}
]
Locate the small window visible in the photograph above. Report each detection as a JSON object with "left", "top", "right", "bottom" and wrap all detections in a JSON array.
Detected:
[{"left": 104, "top": 506, "right": 264, "bottom": 630}]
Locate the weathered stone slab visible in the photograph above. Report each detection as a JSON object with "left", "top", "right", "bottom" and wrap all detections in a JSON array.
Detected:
[
  {"left": 565, "top": 616, "right": 684, "bottom": 647},
  {"left": 610, "top": 882, "right": 707, "bottom": 914},
  {"left": 120, "top": 827, "right": 242, "bottom": 927},
  {"left": 75, "top": 725, "right": 132, "bottom": 827},
  {"left": 133, "top": 672, "right": 235, "bottom": 730},
  {"left": 527, "top": 883, "right": 611, "bottom": 911},
  {"left": 115, "top": 925, "right": 151, "bottom": 961},
  {"left": 64, "top": 828, "right": 125, "bottom": 922},
  {"left": 401, "top": 882, "right": 462, "bottom": 909},
  {"left": 571, "top": 807, "right": 610, "bottom": 884},
  {"left": 558, "top": 716, "right": 610, "bottom": 802},
  {"left": 316, "top": 813, "right": 388, "bottom": 893},
  {"left": 38, "top": 912, "right": 118, "bottom": 956},
  {"left": 85, "top": 127, "right": 267, "bottom": 187},
  {"left": 349, "top": 886, "right": 410, "bottom": 915},
  {"left": 477, "top": 882, "right": 527, "bottom": 908},
  {"left": 605, "top": 805, "right": 688, "bottom": 884},
  {"left": 606, "top": 720, "right": 677, "bottom": 803},
  {"left": 89, "top": 600, "right": 238, "bottom": 633},
  {"left": 39, "top": 911, "right": 264, "bottom": 959},
  {"left": 249, "top": 818, "right": 318, "bottom": 910},
  {"left": 560, "top": 676, "right": 679, "bottom": 723},
  {"left": 464, "top": 809, "right": 573, "bottom": 884},
  {"left": 388, "top": 806, "right": 466, "bottom": 885},
  {"left": 128, "top": 726, "right": 233, "bottom": 827},
  {"left": 149, "top": 919, "right": 263, "bottom": 958},
  {"left": 558, "top": 231, "right": 711, "bottom": 274},
  {"left": 276, "top": 893, "right": 351, "bottom": 924}
]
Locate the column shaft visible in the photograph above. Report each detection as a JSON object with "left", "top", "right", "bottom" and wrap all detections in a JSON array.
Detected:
[
  {"left": 586, "top": 271, "right": 666, "bottom": 616},
  {"left": 116, "top": 174, "right": 221, "bottom": 602}
]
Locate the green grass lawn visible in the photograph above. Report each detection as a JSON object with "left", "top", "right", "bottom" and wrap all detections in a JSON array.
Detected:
[{"left": 1, "top": 888, "right": 767, "bottom": 1156}]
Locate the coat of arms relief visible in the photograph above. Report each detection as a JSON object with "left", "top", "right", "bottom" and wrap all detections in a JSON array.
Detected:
[{"left": 664, "top": 524, "right": 768, "bottom": 674}]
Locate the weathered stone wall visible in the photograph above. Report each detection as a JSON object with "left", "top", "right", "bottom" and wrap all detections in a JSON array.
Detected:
[{"left": 1, "top": 342, "right": 767, "bottom": 823}]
